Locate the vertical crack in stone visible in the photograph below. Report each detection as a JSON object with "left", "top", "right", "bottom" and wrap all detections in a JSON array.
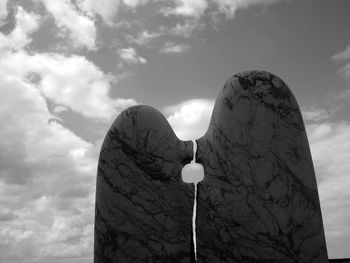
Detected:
[
  {"left": 181, "top": 140, "right": 203, "bottom": 262},
  {"left": 192, "top": 140, "right": 198, "bottom": 262},
  {"left": 192, "top": 181, "right": 198, "bottom": 262}
]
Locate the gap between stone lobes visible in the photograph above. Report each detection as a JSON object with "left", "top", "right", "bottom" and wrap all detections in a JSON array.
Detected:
[{"left": 181, "top": 140, "right": 204, "bottom": 262}]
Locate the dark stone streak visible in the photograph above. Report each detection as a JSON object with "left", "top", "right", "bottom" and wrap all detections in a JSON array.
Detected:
[
  {"left": 94, "top": 105, "right": 194, "bottom": 263},
  {"left": 196, "top": 71, "right": 328, "bottom": 263}
]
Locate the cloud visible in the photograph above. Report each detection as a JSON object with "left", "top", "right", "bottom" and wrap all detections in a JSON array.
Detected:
[
  {"left": 0, "top": 0, "right": 8, "bottom": 25},
  {"left": 0, "top": 60, "right": 98, "bottom": 262},
  {"left": 0, "top": 4, "right": 135, "bottom": 121},
  {"left": 160, "top": 41, "right": 191, "bottom": 54},
  {"left": 165, "top": 99, "right": 214, "bottom": 140},
  {"left": 123, "top": 0, "right": 149, "bottom": 8},
  {"left": 211, "top": 0, "right": 286, "bottom": 19},
  {"left": 301, "top": 107, "right": 330, "bottom": 123},
  {"left": 0, "top": 51, "right": 136, "bottom": 120},
  {"left": 164, "top": 0, "right": 208, "bottom": 18},
  {"left": 76, "top": 0, "right": 149, "bottom": 26},
  {"left": 0, "top": 6, "right": 40, "bottom": 51},
  {"left": 39, "top": 0, "right": 96, "bottom": 50},
  {"left": 306, "top": 122, "right": 350, "bottom": 258},
  {"left": 118, "top": 47, "right": 147, "bottom": 64},
  {"left": 162, "top": 0, "right": 286, "bottom": 20},
  {"left": 0, "top": 5, "right": 136, "bottom": 258},
  {"left": 156, "top": 0, "right": 287, "bottom": 40},
  {"left": 332, "top": 44, "right": 350, "bottom": 62},
  {"left": 77, "top": 0, "right": 120, "bottom": 26},
  {"left": 338, "top": 63, "right": 350, "bottom": 81},
  {"left": 169, "top": 19, "right": 205, "bottom": 37},
  {"left": 127, "top": 30, "right": 163, "bottom": 45},
  {"left": 332, "top": 43, "right": 350, "bottom": 81}
]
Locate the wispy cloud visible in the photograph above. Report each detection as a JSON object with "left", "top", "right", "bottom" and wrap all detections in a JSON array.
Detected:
[
  {"left": 76, "top": 0, "right": 150, "bottom": 27},
  {"left": 301, "top": 107, "right": 330, "bottom": 123},
  {"left": 39, "top": 0, "right": 96, "bottom": 50},
  {"left": 169, "top": 19, "right": 205, "bottom": 37},
  {"left": 332, "top": 42, "right": 350, "bottom": 83},
  {"left": 0, "top": 0, "right": 8, "bottom": 26},
  {"left": 160, "top": 41, "right": 191, "bottom": 54},
  {"left": 332, "top": 44, "right": 350, "bottom": 62},
  {"left": 127, "top": 30, "right": 163, "bottom": 46},
  {"left": 332, "top": 44, "right": 350, "bottom": 108},
  {"left": 164, "top": 0, "right": 208, "bottom": 18},
  {"left": 211, "top": 0, "right": 286, "bottom": 19},
  {"left": 123, "top": 0, "right": 149, "bottom": 8},
  {"left": 118, "top": 47, "right": 147, "bottom": 64}
]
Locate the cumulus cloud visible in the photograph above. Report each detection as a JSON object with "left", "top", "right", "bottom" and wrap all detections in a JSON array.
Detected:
[
  {"left": 0, "top": 50, "right": 123, "bottom": 261},
  {"left": 160, "top": 41, "right": 191, "bottom": 54},
  {"left": 0, "top": 6, "right": 40, "bottom": 51},
  {"left": 0, "top": 61, "right": 98, "bottom": 262},
  {"left": 0, "top": 4, "right": 139, "bottom": 260},
  {"left": 306, "top": 122, "right": 350, "bottom": 258},
  {"left": 118, "top": 47, "right": 147, "bottom": 64},
  {"left": 0, "top": 51, "right": 136, "bottom": 120},
  {"left": 39, "top": 0, "right": 96, "bottom": 50},
  {"left": 165, "top": 99, "right": 214, "bottom": 140}
]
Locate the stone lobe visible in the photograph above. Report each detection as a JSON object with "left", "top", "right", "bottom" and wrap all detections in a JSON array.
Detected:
[
  {"left": 195, "top": 70, "right": 328, "bottom": 262},
  {"left": 94, "top": 105, "right": 194, "bottom": 263}
]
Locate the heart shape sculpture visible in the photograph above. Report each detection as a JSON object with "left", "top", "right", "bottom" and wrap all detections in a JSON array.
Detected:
[{"left": 94, "top": 70, "right": 328, "bottom": 263}]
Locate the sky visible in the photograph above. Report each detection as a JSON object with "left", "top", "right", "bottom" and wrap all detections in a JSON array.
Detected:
[{"left": 0, "top": 0, "right": 350, "bottom": 262}]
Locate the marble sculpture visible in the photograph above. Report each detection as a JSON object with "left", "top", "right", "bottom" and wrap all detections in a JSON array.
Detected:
[{"left": 95, "top": 70, "right": 328, "bottom": 262}]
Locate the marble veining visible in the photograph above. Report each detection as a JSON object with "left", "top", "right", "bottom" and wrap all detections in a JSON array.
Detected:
[
  {"left": 94, "top": 71, "right": 329, "bottom": 262},
  {"left": 94, "top": 105, "right": 195, "bottom": 262},
  {"left": 195, "top": 71, "right": 328, "bottom": 262}
]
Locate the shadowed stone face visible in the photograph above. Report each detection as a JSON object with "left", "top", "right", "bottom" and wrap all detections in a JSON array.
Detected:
[
  {"left": 195, "top": 71, "right": 328, "bottom": 262},
  {"left": 94, "top": 105, "right": 194, "bottom": 263}
]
